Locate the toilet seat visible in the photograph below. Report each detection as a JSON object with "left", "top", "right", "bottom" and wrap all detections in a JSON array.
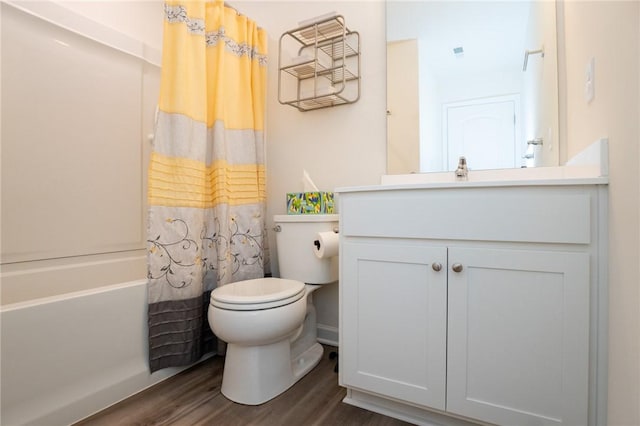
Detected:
[{"left": 210, "top": 277, "right": 306, "bottom": 311}]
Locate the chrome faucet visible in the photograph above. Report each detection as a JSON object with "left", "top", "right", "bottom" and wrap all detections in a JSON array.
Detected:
[{"left": 455, "top": 156, "right": 468, "bottom": 180}]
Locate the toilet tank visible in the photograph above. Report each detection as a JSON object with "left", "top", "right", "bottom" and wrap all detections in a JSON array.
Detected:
[{"left": 273, "top": 214, "right": 338, "bottom": 284}]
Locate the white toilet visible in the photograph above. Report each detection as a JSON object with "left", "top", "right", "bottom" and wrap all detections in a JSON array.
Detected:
[{"left": 208, "top": 214, "right": 339, "bottom": 405}]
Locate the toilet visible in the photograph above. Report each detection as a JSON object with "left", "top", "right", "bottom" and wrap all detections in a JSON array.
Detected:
[{"left": 208, "top": 214, "right": 339, "bottom": 405}]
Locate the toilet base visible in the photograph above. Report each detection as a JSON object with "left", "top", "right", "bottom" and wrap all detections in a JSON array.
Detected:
[
  {"left": 292, "top": 341, "right": 323, "bottom": 381},
  {"left": 221, "top": 341, "right": 324, "bottom": 405}
]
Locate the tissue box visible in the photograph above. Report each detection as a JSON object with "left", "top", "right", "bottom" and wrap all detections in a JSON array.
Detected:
[{"left": 287, "top": 192, "right": 334, "bottom": 214}]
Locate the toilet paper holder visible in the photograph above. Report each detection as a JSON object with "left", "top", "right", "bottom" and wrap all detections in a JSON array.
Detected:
[{"left": 313, "top": 227, "right": 339, "bottom": 250}]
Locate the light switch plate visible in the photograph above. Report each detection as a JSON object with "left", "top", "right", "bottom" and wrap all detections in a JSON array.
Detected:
[{"left": 585, "top": 57, "right": 595, "bottom": 103}]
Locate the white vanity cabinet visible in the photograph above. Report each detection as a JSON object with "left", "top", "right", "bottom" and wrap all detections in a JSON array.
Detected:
[{"left": 337, "top": 181, "right": 608, "bottom": 426}]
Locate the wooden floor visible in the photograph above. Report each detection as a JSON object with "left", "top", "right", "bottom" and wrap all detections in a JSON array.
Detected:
[{"left": 75, "top": 345, "right": 411, "bottom": 426}]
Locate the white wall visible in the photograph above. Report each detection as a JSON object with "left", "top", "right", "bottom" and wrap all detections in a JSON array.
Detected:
[
  {"left": 559, "top": 1, "right": 640, "bottom": 425},
  {"left": 234, "top": 1, "right": 387, "bottom": 335}
]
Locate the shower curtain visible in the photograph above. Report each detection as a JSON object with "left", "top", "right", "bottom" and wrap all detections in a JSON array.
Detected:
[{"left": 147, "top": 0, "right": 268, "bottom": 372}]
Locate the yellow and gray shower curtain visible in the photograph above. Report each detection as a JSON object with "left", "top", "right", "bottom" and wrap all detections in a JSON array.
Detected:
[{"left": 147, "top": 0, "right": 268, "bottom": 372}]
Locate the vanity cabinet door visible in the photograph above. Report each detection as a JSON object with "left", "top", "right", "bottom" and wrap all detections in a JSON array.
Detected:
[
  {"left": 341, "top": 241, "right": 447, "bottom": 410},
  {"left": 446, "top": 247, "right": 590, "bottom": 426}
]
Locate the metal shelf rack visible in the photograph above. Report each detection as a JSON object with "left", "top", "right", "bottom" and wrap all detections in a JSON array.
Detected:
[{"left": 278, "top": 15, "right": 360, "bottom": 112}]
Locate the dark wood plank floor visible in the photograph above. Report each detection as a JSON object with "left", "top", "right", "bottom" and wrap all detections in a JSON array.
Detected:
[{"left": 75, "top": 345, "right": 411, "bottom": 426}]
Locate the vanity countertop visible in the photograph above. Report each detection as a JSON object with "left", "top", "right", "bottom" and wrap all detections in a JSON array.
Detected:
[{"left": 336, "top": 165, "right": 608, "bottom": 193}]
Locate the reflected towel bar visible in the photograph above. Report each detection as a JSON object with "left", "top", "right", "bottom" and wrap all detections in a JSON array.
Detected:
[{"left": 523, "top": 48, "right": 544, "bottom": 71}]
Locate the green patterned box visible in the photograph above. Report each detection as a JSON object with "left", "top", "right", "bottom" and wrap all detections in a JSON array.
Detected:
[
  {"left": 321, "top": 191, "right": 335, "bottom": 214},
  {"left": 287, "top": 192, "right": 334, "bottom": 214}
]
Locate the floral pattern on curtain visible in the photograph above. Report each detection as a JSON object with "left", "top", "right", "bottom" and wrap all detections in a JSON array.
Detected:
[{"left": 147, "top": 0, "right": 268, "bottom": 372}]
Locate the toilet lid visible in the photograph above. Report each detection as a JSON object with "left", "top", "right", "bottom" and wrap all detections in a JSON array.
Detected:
[{"left": 210, "top": 277, "right": 305, "bottom": 311}]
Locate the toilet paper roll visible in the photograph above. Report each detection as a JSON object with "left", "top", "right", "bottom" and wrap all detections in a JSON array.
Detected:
[{"left": 313, "top": 231, "right": 339, "bottom": 259}]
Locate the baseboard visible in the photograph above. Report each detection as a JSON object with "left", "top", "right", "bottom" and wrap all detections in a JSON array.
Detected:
[
  {"left": 317, "top": 323, "right": 338, "bottom": 347},
  {"left": 343, "top": 388, "right": 480, "bottom": 426}
]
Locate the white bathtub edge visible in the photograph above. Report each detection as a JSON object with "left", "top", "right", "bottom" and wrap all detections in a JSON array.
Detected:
[{"left": 0, "top": 279, "right": 215, "bottom": 426}]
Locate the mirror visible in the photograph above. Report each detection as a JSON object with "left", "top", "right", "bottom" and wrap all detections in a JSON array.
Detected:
[{"left": 386, "top": 1, "right": 560, "bottom": 174}]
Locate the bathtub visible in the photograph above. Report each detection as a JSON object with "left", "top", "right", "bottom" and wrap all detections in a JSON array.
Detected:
[{"left": 0, "top": 280, "right": 200, "bottom": 426}]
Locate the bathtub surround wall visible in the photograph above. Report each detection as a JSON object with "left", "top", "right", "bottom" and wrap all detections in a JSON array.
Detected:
[
  {"left": 1, "top": 0, "right": 163, "bottom": 303},
  {"left": 0, "top": 2, "right": 170, "bottom": 425}
]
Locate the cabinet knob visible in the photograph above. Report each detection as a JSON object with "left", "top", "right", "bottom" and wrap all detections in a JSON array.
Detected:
[
  {"left": 451, "top": 263, "right": 463, "bottom": 273},
  {"left": 432, "top": 262, "right": 442, "bottom": 272}
]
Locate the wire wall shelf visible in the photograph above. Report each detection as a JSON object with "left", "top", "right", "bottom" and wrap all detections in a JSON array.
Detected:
[{"left": 278, "top": 14, "right": 360, "bottom": 112}]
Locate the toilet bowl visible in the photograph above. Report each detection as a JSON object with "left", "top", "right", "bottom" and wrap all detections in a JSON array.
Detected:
[{"left": 207, "top": 214, "right": 339, "bottom": 405}]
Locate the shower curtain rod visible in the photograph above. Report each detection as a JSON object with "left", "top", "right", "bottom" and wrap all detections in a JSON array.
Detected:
[
  {"left": 223, "top": 2, "right": 264, "bottom": 30},
  {"left": 224, "top": 2, "right": 241, "bottom": 15}
]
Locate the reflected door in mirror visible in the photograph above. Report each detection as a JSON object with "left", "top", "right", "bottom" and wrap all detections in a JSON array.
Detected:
[
  {"left": 444, "top": 95, "right": 520, "bottom": 171},
  {"left": 387, "top": 39, "right": 420, "bottom": 174}
]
